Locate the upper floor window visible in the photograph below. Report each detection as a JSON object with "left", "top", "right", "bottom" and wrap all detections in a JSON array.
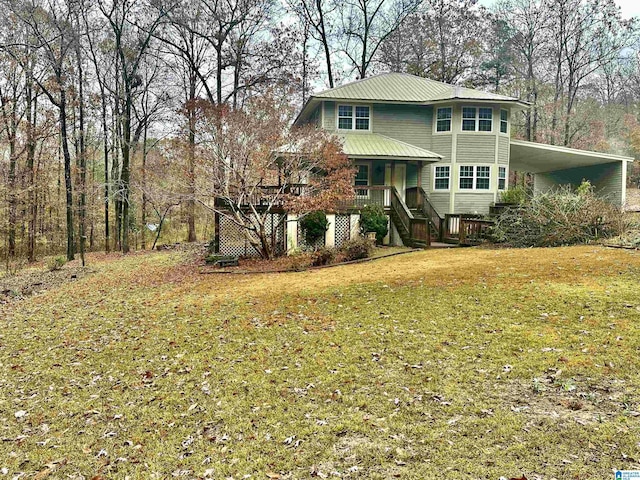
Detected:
[
  {"left": 462, "top": 107, "right": 493, "bottom": 132},
  {"left": 459, "top": 165, "right": 491, "bottom": 190},
  {"left": 434, "top": 165, "right": 450, "bottom": 190},
  {"left": 436, "top": 107, "right": 452, "bottom": 132},
  {"left": 500, "top": 109, "right": 509, "bottom": 134},
  {"left": 338, "top": 104, "right": 370, "bottom": 130}
]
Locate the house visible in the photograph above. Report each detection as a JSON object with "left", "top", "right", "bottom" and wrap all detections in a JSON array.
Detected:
[{"left": 215, "top": 73, "right": 633, "bottom": 255}]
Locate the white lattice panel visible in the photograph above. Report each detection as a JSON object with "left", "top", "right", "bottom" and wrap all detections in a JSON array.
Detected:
[
  {"left": 219, "top": 214, "right": 285, "bottom": 257},
  {"left": 334, "top": 214, "right": 351, "bottom": 248}
]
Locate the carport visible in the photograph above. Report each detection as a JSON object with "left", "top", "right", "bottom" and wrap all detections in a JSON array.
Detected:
[{"left": 510, "top": 139, "right": 633, "bottom": 206}]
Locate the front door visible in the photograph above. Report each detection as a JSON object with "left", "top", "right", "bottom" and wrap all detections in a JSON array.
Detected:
[{"left": 394, "top": 163, "right": 406, "bottom": 202}]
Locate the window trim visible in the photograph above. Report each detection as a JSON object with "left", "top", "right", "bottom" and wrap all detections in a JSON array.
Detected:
[
  {"left": 432, "top": 164, "right": 451, "bottom": 191},
  {"left": 337, "top": 103, "right": 371, "bottom": 131},
  {"left": 457, "top": 164, "right": 493, "bottom": 191},
  {"left": 434, "top": 106, "right": 453, "bottom": 134},
  {"left": 499, "top": 109, "right": 509, "bottom": 135},
  {"left": 498, "top": 166, "right": 507, "bottom": 191},
  {"left": 460, "top": 106, "right": 494, "bottom": 133}
]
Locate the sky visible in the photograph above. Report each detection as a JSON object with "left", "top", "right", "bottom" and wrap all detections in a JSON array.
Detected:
[{"left": 477, "top": 0, "right": 640, "bottom": 19}]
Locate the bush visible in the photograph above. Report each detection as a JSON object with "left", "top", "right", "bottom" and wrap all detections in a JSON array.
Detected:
[
  {"left": 359, "top": 204, "right": 388, "bottom": 244},
  {"left": 300, "top": 211, "right": 329, "bottom": 247},
  {"left": 492, "top": 185, "right": 630, "bottom": 247},
  {"left": 311, "top": 247, "right": 336, "bottom": 266},
  {"left": 499, "top": 185, "right": 528, "bottom": 205},
  {"left": 340, "top": 237, "right": 374, "bottom": 261},
  {"left": 47, "top": 256, "right": 67, "bottom": 272}
]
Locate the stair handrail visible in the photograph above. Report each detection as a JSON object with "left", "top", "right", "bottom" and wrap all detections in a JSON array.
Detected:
[
  {"left": 418, "top": 187, "right": 443, "bottom": 237},
  {"left": 390, "top": 186, "right": 413, "bottom": 235}
]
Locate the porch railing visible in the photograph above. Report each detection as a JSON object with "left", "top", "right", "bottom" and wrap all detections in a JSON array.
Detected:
[
  {"left": 444, "top": 214, "right": 494, "bottom": 245},
  {"left": 337, "top": 185, "right": 393, "bottom": 209}
]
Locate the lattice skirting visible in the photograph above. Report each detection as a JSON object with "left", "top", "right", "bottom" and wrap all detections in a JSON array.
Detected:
[
  {"left": 334, "top": 214, "right": 351, "bottom": 248},
  {"left": 297, "top": 223, "right": 325, "bottom": 251},
  {"left": 216, "top": 213, "right": 286, "bottom": 257}
]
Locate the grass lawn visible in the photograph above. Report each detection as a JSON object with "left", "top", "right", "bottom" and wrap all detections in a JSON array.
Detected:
[{"left": 1, "top": 246, "right": 639, "bottom": 479}]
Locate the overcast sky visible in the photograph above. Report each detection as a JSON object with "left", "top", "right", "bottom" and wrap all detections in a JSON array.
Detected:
[{"left": 477, "top": 0, "right": 640, "bottom": 19}]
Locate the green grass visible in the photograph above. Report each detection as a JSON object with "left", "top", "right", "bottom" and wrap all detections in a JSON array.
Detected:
[{"left": 1, "top": 246, "right": 639, "bottom": 479}]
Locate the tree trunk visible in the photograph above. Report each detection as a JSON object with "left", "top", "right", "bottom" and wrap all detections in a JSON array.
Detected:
[
  {"left": 59, "top": 88, "right": 75, "bottom": 261},
  {"left": 187, "top": 76, "right": 197, "bottom": 242}
]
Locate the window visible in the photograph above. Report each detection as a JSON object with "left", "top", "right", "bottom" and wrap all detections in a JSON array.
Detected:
[
  {"left": 500, "top": 109, "right": 508, "bottom": 134},
  {"left": 476, "top": 166, "right": 490, "bottom": 189},
  {"left": 355, "top": 106, "right": 370, "bottom": 130},
  {"left": 498, "top": 166, "right": 507, "bottom": 190},
  {"left": 355, "top": 164, "right": 369, "bottom": 195},
  {"left": 459, "top": 165, "right": 474, "bottom": 189},
  {"left": 434, "top": 165, "right": 450, "bottom": 190},
  {"left": 462, "top": 107, "right": 476, "bottom": 131},
  {"left": 338, "top": 104, "right": 370, "bottom": 130},
  {"left": 338, "top": 105, "right": 353, "bottom": 130},
  {"left": 479, "top": 108, "right": 492, "bottom": 132},
  {"left": 462, "top": 106, "right": 493, "bottom": 132},
  {"left": 459, "top": 165, "right": 491, "bottom": 190},
  {"left": 436, "top": 107, "right": 452, "bottom": 132}
]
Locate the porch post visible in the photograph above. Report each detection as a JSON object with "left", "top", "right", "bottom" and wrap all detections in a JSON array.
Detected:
[
  {"left": 349, "top": 214, "right": 360, "bottom": 239},
  {"left": 286, "top": 214, "right": 298, "bottom": 254},
  {"left": 325, "top": 214, "right": 336, "bottom": 247}
]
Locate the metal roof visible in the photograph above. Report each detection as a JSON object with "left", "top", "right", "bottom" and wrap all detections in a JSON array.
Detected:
[
  {"left": 295, "top": 73, "right": 527, "bottom": 124},
  {"left": 314, "top": 73, "right": 522, "bottom": 104},
  {"left": 339, "top": 132, "right": 442, "bottom": 161},
  {"left": 510, "top": 139, "right": 633, "bottom": 173}
]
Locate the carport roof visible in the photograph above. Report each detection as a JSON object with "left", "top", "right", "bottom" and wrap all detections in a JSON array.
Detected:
[{"left": 510, "top": 139, "right": 634, "bottom": 173}]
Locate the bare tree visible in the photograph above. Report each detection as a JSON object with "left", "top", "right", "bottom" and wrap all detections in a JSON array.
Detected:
[
  {"left": 340, "top": 0, "right": 420, "bottom": 79},
  {"left": 194, "top": 96, "right": 355, "bottom": 259}
]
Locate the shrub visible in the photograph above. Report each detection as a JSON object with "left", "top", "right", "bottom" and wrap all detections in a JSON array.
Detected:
[
  {"left": 340, "top": 237, "right": 374, "bottom": 261},
  {"left": 492, "top": 186, "right": 629, "bottom": 247},
  {"left": 300, "top": 211, "right": 329, "bottom": 247},
  {"left": 47, "top": 256, "right": 67, "bottom": 272},
  {"left": 359, "top": 204, "right": 388, "bottom": 244},
  {"left": 499, "top": 185, "right": 527, "bottom": 205},
  {"left": 311, "top": 247, "right": 336, "bottom": 266}
]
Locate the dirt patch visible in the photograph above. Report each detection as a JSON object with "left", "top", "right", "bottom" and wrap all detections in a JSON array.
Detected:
[{"left": 494, "top": 373, "right": 638, "bottom": 427}]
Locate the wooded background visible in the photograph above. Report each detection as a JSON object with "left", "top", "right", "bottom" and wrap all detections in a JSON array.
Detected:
[{"left": 1, "top": 0, "right": 639, "bottom": 264}]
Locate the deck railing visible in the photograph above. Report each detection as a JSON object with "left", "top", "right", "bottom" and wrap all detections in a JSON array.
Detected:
[{"left": 444, "top": 214, "right": 494, "bottom": 245}]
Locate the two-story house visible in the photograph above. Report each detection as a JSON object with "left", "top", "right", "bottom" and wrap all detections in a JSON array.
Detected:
[{"left": 215, "top": 73, "right": 632, "bottom": 255}]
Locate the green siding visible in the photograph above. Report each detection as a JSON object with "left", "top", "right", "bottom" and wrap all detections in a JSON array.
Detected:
[
  {"left": 498, "top": 136, "right": 509, "bottom": 164},
  {"left": 534, "top": 162, "right": 624, "bottom": 205},
  {"left": 372, "top": 104, "right": 432, "bottom": 150},
  {"left": 456, "top": 135, "right": 496, "bottom": 163},
  {"left": 454, "top": 193, "right": 495, "bottom": 214},
  {"left": 431, "top": 136, "right": 452, "bottom": 162},
  {"left": 428, "top": 192, "right": 450, "bottom": 215},
  {"left": 323, "top": 101, "right": 335, "bottom": 130}
]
